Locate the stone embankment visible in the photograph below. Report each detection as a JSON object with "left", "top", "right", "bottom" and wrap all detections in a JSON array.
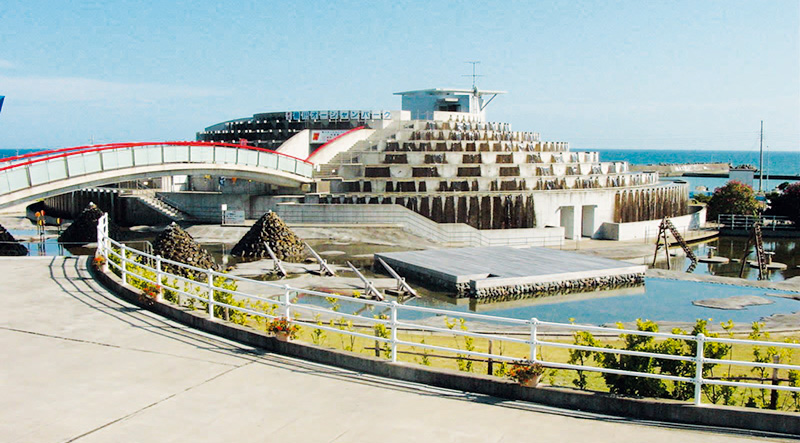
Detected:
[
  {"left": 629, "top": 162, "right": 729, "bottom": 177},
  {"left": 231, "top": 211, "right": 306, "bottom": 262},
  {"left": 467, "top": 273, "right": 645, "bottom": 303}
]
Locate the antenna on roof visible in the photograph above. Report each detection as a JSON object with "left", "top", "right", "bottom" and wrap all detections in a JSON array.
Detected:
[{"left": 463, "top": 61, "right": 484, "bottom": 91}]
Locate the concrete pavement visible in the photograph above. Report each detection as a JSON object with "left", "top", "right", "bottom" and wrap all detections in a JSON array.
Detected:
[{"left": 0, "top": 256, "right": 789, "bottom": 442}]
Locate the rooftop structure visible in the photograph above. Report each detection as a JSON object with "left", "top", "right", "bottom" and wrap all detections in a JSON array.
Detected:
[{"left": 394, "top": 87, "right": 505, "bottom": 121}]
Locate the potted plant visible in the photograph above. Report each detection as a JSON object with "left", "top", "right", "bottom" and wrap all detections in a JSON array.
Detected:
[
  {"left": 266, "top": 317, "right": 300, "bottom": 342},
  {"left": 93, "top": 256, "right": 106, "bottom": 270},
  {"left": 507, "top": 360, "right": 545, "bottom": 387}
]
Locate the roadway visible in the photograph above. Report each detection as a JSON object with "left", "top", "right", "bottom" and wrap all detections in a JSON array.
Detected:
[{"left": 0, "top": 256, "right": 790, "bottom": 442}]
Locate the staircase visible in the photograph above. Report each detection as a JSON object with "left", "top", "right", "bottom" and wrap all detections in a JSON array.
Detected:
[
  {"left": 131, "top": 193, "right": 194, "bottom": 223},
  {"left": 314, "top": 121, "right": 404, "bottom": 179}
]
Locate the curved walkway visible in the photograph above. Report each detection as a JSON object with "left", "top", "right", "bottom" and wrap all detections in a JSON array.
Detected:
[{"left": 0, "top": 257, "right": 786, "bottom": 442}]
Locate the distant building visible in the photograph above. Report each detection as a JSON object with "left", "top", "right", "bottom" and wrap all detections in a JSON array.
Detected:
[
  {"left": 194, "top": 88, "right": 690, "bottom": 240},
  {"left": 729, "top": 165, "right": 756, "bottom": 188}
]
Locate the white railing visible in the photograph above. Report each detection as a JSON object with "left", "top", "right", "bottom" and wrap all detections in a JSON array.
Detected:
[
  {"left": 0, "top": 142, "right": 314, "bottom": 198},
  {"left": 95, "top": 214, "right": 800, "bottom": 407},
  {"left": 718, "top": 214, "right": 794, "bottom": 231}
]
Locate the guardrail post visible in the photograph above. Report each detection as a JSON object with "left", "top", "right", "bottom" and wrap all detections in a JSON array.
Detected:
[
  {"left": 390, "top": 301, "right": 398, "bottom": 363},
  {"left": 155, "top": 255, "right": 163, "bottom": 302},
  {"left": 530, "top": 317, "right": 539, "bottom": 362},
  {"left": 694, "top": 333, "right": 705, "bottom": 406},
  {"left": 207, "top": 269, "right": 215, "bottom": 319},
  {"left": 281, "top": 285, "right": 291, "bottom": 319},
  {"left": 120, "top": 244, "right": 128, "bottom": 286}
]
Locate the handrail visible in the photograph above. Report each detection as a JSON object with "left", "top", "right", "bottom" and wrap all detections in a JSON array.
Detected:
[
  {"left": 96, "top": 214, "right": 800, "bottom": 408},
  {"left": 0, "top": 141, "right": 313, "bottom": 173}
]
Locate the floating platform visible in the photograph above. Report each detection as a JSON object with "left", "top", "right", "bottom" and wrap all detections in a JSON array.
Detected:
[
  {"left": 375, "top": 246, "right": 646, "bottom": 303},
  {"left": 698, "top": 256, "right": 730, "bottom": 264}
]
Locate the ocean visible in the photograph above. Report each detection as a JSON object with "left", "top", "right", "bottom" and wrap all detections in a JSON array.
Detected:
[{"left": 594, "top": 149, "right": 800, "bottom": 177}]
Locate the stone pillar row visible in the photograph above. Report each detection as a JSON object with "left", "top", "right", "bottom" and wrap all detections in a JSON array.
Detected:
[
  {"left": 614, "top": 186, "right": 688, "bottom": 223},
  {"left": 320, "top": 193, "right": 536, "bottom": 230}
]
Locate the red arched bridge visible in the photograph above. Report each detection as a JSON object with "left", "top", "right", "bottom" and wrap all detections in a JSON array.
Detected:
[{"left": 0, "top": 142, "right": 314, "bottom": 209}]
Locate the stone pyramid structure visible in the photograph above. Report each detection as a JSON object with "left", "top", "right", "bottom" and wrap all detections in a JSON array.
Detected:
[
  {"left": 58, "top": 202, "right": 121, "bottom": 245},
  {"left": 153, "top": 223, "right": 218, "bottom": 278},
  {"left": 231, "top": 211, "right": 306, "bottom": 262},
  {"left": 0, "top": 223, "right": 28, "bottom": 256}
]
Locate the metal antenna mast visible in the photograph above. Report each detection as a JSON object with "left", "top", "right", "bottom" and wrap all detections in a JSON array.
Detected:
[{"left": 463, "top": 61, "right": 484, "bottom": 90}]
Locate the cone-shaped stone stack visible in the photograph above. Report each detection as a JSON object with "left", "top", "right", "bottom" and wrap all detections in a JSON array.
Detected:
[
  {"left": 58, "top": 202, "right": 121, "bottom": 245},
  {"left": 231, "top": 211, "right": 306, "bottom": 262},
  {"left": 0, "top": 223, "right": 28, "bottom": 256},
  {"left": 153, "top": 222, "right": 218, "bottom": 279}
]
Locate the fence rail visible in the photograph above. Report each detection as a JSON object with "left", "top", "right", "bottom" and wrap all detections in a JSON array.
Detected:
[
  {"left": 717, "top": 214, "right": 794, "bottom": 231},
  {"left": 95, "top": 214, "right": 800, "bottom": 407}
]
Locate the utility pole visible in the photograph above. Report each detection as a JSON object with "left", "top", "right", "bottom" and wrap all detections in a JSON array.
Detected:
[{"left": 759, "top": 120, "right": 763, "bottom": 193}]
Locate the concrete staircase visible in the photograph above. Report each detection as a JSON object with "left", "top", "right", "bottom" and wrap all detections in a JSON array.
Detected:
[{"left": 130, "top": 193, "right": 194, "bottom": 223}]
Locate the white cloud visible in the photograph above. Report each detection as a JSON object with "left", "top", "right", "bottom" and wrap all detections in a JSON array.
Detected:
[
  {"left": 0, "top": 59, "right": 16, "bottom": 69},
  {"left": 0, "top": 75, "right": 228, "bottom": 103}
]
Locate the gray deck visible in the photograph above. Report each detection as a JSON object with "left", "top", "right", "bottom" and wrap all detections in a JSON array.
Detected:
[{"left": 376, "top": 246, "right": 646, "bottom": 294}]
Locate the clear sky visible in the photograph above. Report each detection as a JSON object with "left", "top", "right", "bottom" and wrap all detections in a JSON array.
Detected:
[{"left": 1, "top": 0, "right": 798, "bottom": 152}]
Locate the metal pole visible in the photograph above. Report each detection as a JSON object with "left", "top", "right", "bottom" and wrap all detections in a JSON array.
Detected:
[
  {"left": 207, "top": 269, "right": 214, "bottom": 319},
  {"left": 694, "top": 333, "right": 705, "bottom": 406},
  {"left": 155, "top": 255, "right": 163, "bottom": 302},
  {"left": 390, "top": 301, "right": 398, "bottom": 363},
  {"left": 530, "top": 318, "right": 539, "bottom": 362},
  {"left": 281, "top": 285, "right": 291, "bottom": 319},
  {"left": 120, "top": 244, "right": 128, "bottom": 285}
]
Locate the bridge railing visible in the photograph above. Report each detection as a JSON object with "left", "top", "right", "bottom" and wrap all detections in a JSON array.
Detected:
[
  {"left": 95, "top": 214, "right": 800, "bottom": 408},
  {"left": 0, "top": 142, "right": 313, "bottom": 196}
]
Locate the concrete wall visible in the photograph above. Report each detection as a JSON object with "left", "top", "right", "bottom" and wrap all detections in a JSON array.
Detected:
[
  {"left": 276, "top": 129, "right": 311, "bottom": 159},
  {"left": 598, "top": 205, "right": 706, "bottom": 241},
  {"left": 157, "top": 192, "right": 303, "bottom": 222},
  {"left": 276, "top": 203, "right": 564, "bottom": 247}
]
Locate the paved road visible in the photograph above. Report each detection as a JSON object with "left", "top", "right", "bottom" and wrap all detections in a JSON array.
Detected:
[{"left": 0, "top": 257, "right": 790, "bottom": 442}]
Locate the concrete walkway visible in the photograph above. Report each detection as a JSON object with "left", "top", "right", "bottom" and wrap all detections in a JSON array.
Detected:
[{"left": 0, "top": 257, "right": 788, "bottom": 442}]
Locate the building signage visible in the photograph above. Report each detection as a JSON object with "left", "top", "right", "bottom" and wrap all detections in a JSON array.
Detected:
[
  {"left": 284, "top": 110, "right": 392, "bottom": 122},
  {"left": 310, "top": 130, "right": 350, "bottom": 144}
]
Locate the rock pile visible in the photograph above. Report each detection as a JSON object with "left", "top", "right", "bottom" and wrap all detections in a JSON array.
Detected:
[
  {"left": 231, "top": 211, "right": 306, "bottom": 262},
  {"left": 0, "top": 223, "right": 27, "bottom": 256},
  {"left": 58, "top": 202, "right": 121, "bottom": 245},
  {"left": 153, "top": 222, "right": 218, "bottom": 278}
]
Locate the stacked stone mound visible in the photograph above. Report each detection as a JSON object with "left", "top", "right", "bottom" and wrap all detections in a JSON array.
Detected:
[
  {"left": 153, "top": 223, "right": 218, "bottom": 279},
  {"left": 58, "top": 203, "right": 121, "bottom": 245},
  {"left": 231, "top": 211, "right": 306, "bottom": 262},
  {"left": 0, "top": 223, "right": 27, "bottom": 256}
]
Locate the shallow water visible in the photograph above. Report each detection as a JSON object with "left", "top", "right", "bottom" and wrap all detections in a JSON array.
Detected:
[{"left": 651, "top": 236, "right": 799, "bottom": 281}]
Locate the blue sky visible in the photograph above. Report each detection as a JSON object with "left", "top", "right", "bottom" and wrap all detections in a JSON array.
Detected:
[{"left": 1, "top": 0, "right": 798, "bottom": 151}]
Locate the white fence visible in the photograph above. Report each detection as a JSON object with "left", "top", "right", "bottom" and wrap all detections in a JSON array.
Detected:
[
  {"left": 95, "top": 214, "right": 800, "bottom": 407},
  {"left": 718, "top": 214, "right": 794, "bottom": 231},
  {"left": 0, "top": 142, "right": 314, "bottom": 197}
]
